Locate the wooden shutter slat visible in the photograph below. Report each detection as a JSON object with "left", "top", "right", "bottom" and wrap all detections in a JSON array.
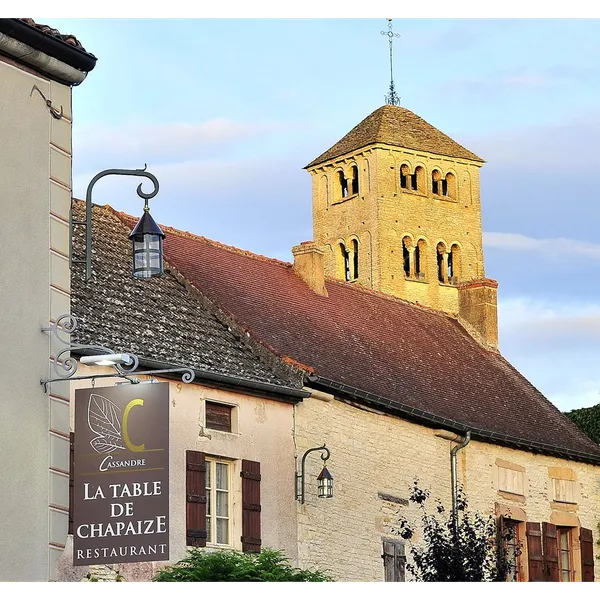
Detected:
[
  {"left": 542, "top": 522, "right": 559, "bottom": 582},
  {"left": 526, "top": 522, "right": 544, "bottom": 581},
  {"left": 581, "top": 527, "right": 595, "bottom": 582},
  {"left": 205, "top": 402, "right": 232, "bottom": 432},
  {"left": 241, "top": 459, "right": 261, "bottom": 553},
  {"left": 186, "top": 450, "right": 207, "bottom": 547}
]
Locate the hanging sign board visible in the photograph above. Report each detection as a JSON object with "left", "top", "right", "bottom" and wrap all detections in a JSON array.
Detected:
[{"left": 73, "top": 382, "right": 169, "bottom": 565}]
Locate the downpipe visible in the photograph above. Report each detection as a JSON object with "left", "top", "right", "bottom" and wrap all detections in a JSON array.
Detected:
[{"left": 450, "top": 430, "right": 471, "bottom": 527}]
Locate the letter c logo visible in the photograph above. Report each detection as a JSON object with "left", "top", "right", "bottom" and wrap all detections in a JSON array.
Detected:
[{"left": 123, "top": 398, "right": 145, "bottom": 452}]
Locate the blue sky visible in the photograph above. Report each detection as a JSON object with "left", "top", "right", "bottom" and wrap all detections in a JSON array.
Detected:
[{"left": 43, "top": 17, "right": 600, "bottom": 412}]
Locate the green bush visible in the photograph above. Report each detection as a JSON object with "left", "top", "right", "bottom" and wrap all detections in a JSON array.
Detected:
[
  {"left": 565, "top": 404, "right": 600, "bottom": 445},
  {"left": 153, "top": 548, "right": 332, "bottom": 582}
]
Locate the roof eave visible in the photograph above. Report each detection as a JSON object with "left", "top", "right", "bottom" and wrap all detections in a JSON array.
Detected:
[{"left": 309, "top": 374, "right": 600, "bottom": 466}]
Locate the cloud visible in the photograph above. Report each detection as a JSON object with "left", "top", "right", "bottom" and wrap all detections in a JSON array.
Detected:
[
  {"left": 498, "top": 296, "right": 600, "bottom": 411},
  {"left": 485, "top": 232, "right": 600, "bottom": 261},
  {"left": 73, "top": 117, "right": 287, "bottom": 170},
  {"left": 468, "top": 108, "right": 600, "bottom": 171}
]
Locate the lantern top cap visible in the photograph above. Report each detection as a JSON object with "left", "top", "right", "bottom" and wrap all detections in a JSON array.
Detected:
[
  {"left": 317, "top": 466, "right": 333, "bottom": 481},
  {"left": 129, "top": 209, "right": 165, "bottom": 240}
]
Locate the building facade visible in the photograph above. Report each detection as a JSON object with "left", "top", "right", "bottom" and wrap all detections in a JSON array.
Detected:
[{"left": 0, "top": 19, "right": 96, "bottom": 581}]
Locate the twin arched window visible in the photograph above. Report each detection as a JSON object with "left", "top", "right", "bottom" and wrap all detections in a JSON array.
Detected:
[
  {"left": 399, "top": 164, "right": 456, "bottom": 199},
  {"left": 337, "top": 166, "right": 359, "bottom": 201},
  {"left": 436, "top": 242, "right": 461, "bottom": 283}
]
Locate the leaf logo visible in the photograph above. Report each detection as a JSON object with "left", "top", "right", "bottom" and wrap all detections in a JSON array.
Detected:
[{"left": 87, "top": 394, "right": 126, "bottom": 454}]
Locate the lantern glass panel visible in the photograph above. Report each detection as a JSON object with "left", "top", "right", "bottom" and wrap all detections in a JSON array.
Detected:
[{"left": 132, "top": 234, "right": 163, "bottom": 278}]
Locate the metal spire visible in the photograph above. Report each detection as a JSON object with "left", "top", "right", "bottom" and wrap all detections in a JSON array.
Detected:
[{"left": 381, "top": 18, "right": 400, "bottom": 106}]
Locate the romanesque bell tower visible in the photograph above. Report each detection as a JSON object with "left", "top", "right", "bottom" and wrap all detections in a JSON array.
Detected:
[{"left": 304, "top": 104, "right": 491, "bottom": 318}]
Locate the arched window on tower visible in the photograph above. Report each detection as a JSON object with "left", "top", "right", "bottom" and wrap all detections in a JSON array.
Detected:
[
  {"left": 352, "top": 239, "right": 359, "bottom": 279},
  {"left": 400, "top": 164, "right": 410, "bottom": 189},
  {"left": 445, "top": 172, "right": 457, "bottom": 199},
  {"left": 416, "top": 239, "right": 427, "bottom": 279},
  {"left": 432, "top": 170, "right": 442, "bottom": 195},
  {"left": 449, "top": 244, "right": 461, "bottom": 283},
  {"left": 339, "top": 171, "right": 348, "bottom": 199},
  {"left": 412, "top": 166, "right": 424, "bottom": 193},
  {"left": 437, "top": 242, "right": 447, "bottom": 283},
  {"left": 402, "top": 237, "right": 412, "bottom": 278},
  {"left": 340, "top": 243, "right": 351, "bottom": 281},
  {"left": 351, "top": 166, "right": 359, "bottom": 195}
]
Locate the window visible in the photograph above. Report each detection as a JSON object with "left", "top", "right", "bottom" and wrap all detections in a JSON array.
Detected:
[
  {"left": 416, "top": 239, "right": 427, "bottom": 279},
  {"left": 340, "top": 243, "right": 351, "bottom": 281},
  {"left": 524, "top": 522, "right": 594, "bottom": 582},
  {"left": 351, "top": 165, "right": 359, "bottom": 195},
  {"left": 432, "top": 170, "right": 441, "bottom": 195},
  {"left": 557, "top": 527, "right": 573, "bottom": 582},
  {"left": 402, "top": 237, "right": 412, "bottom": 278},
  {"left": 352, "top": 239, "right": 359, "bottom": 279},
  {"left": 339, "top": 171, "right": 348, "bottom": 198},
  {"left": 205, "top": 401, "right": 233, "bottom": 432},
  {"left": 206, "top": 458, "right": 231, "bottom": 546},
  {"left": 400, "top": 164, "right": 410, "bottom": 189},
  {"left": 382, "top": 539, "right": 405, "bottom": 582},
  {"left": 448, "top": 244, "right": 461, "bottom": 283},
  {"left": 503, "top": 519, "right": 522, "bottom": 581},
  {"left": 186, "top": 452, "right": 262, "bottom": 553},
  {"left": 498, "top": 466, "right": 524, "bottom": 496},
  {"left": 437, "top": 242, "right": 447, "bottom": 283}
]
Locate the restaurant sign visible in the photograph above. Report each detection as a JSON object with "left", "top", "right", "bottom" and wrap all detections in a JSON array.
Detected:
[{"left": 73, "top": 383, "right": 169, "bottom": 565}]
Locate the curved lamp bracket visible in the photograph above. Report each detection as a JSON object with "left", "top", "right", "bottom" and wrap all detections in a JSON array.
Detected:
[{"left": 295, "top": 444, "right": 331, "bottom": 504}]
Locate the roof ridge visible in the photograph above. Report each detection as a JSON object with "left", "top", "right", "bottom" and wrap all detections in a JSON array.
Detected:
[{"left": 105, "top": 204, "right": 293, "bottom": 270}]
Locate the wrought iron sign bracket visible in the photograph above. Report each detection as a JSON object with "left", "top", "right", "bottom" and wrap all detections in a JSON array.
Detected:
[{"left": 40, "top": 314, "right": 195, "bottom": 393}]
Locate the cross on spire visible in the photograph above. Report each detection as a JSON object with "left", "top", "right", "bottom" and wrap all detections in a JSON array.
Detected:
[{"left": 381, "top": 18, "right": 400, "bottom": 106}]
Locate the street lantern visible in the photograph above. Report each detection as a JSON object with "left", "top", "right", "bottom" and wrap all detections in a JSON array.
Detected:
[
  {"left": 317, "top": 465, "right": 333, "bottom": 498},
  {"left": 129, "top": 203, "right": 165, "bottom": 278}
]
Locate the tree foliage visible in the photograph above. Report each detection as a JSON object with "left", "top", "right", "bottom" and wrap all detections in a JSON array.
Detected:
[
  {"left": 565, "top": 404, "right": 600, "bottom": 445},
  {"left": 153, "top": 548, "right": 332, "bottom": 582},
  {"left": 393, "top": 482, "right": 516, "bottom": 582}
]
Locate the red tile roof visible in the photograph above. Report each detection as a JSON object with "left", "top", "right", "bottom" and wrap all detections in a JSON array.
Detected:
[{"left": 114, "top": 211, "right": 600, "bottom": 462}]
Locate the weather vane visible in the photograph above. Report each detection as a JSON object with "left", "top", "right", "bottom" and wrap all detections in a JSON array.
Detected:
[{"left": 381, "top": 18, "right": 400, "bottom": 106}]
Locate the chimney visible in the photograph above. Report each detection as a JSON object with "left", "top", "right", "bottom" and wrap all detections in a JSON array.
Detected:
[
  {"left": 291, "top": 241, "right": 328, "bottom": 296},
  {"left": 457, "top": 279, "right": 498, "bottom": 350}
]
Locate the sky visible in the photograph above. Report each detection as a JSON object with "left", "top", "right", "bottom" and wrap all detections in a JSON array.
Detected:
[{"left": 40, "top": 16, "right": 600, "bottom": 413}]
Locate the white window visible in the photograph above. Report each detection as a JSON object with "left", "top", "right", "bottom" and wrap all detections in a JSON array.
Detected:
[{"left": 206, "top": 459, "right": 232, "bottom": 545}]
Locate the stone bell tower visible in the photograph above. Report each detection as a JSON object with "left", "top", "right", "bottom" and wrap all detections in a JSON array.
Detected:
[{"left": 303, "top": 104, "right": 499, "bottom": 349}]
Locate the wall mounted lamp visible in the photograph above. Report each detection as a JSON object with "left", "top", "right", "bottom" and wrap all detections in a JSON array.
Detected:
[
  {"left": 80, "top": 353, "right": 134, "bottom": 367},
  {"left": 295, "top": 444, "right": 333, "bottom": 503},
  {"left": 70, "top": 165, "right": 165, "bottom": 281}
]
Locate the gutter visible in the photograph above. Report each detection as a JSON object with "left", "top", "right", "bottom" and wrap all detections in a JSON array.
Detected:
[
  {"left": 308, "top": 374, "right": 600, "bottom": 466},
  {"left": 0, "top": 19, "right": 96, "bottom": 84},
  {"left": 450, "top": 431, "right": 471, "bottom": 525},
  {"left": 73, "top": 349, "right": 309, "bottom": 403}
]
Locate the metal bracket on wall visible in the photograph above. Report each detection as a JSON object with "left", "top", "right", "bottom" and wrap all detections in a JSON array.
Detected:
[
  {"left": 30, "top": 84, "right": 63, "bottom": 119},
  {"left": 40, "top": 313, "right": 195, "bottom": 393}
]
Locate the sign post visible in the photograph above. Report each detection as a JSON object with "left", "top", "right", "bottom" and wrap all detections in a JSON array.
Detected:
[{"left": 73, "top": 383, "right": 169, "bottom": 565}]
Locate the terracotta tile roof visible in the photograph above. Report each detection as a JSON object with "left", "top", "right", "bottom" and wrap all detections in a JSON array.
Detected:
[
  {"left": 306, "top": 105, "right": 484, "bottom": 168},
  {"left": 70, "top": 202, "right": 304, "bottom": 392},
  {"left": 109, "top": 212, "right": 600, "bottom": 462},
  {"left": 18, "top": 18, "right": 91, "bottom": 53}
]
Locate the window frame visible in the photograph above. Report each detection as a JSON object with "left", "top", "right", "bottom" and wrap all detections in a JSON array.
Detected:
[
  {"left": 557, "top": 526, "right": 574, "bottom": 582},
  {"left": 205, "top": 400, "right": 235, "bottom": 433},
  {"left": 205, "top": 457, "right": 233, "bottom": 547}
]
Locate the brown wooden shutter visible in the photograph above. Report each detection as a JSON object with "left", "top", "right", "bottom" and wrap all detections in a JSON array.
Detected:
[
  {"left": 526, "top": 522, "right": 545, "bottom": 581},
  {"left": 580, "top": 527, "right": 595, "bottom": 582},
  {"left": 542, "top": 522, "right": 559, "bottom": 581},
  {"left": 241, "top": 459, "right": 261, "bottom": 552},
  {"left": 205, "top": 402, "right": 232, "bottom": 432},
  {"left": 186, "top": 450, "right": 207, "bottom": 546},
  {"left": 68, "top": 432, "right": 74, "bottom": 535}
]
